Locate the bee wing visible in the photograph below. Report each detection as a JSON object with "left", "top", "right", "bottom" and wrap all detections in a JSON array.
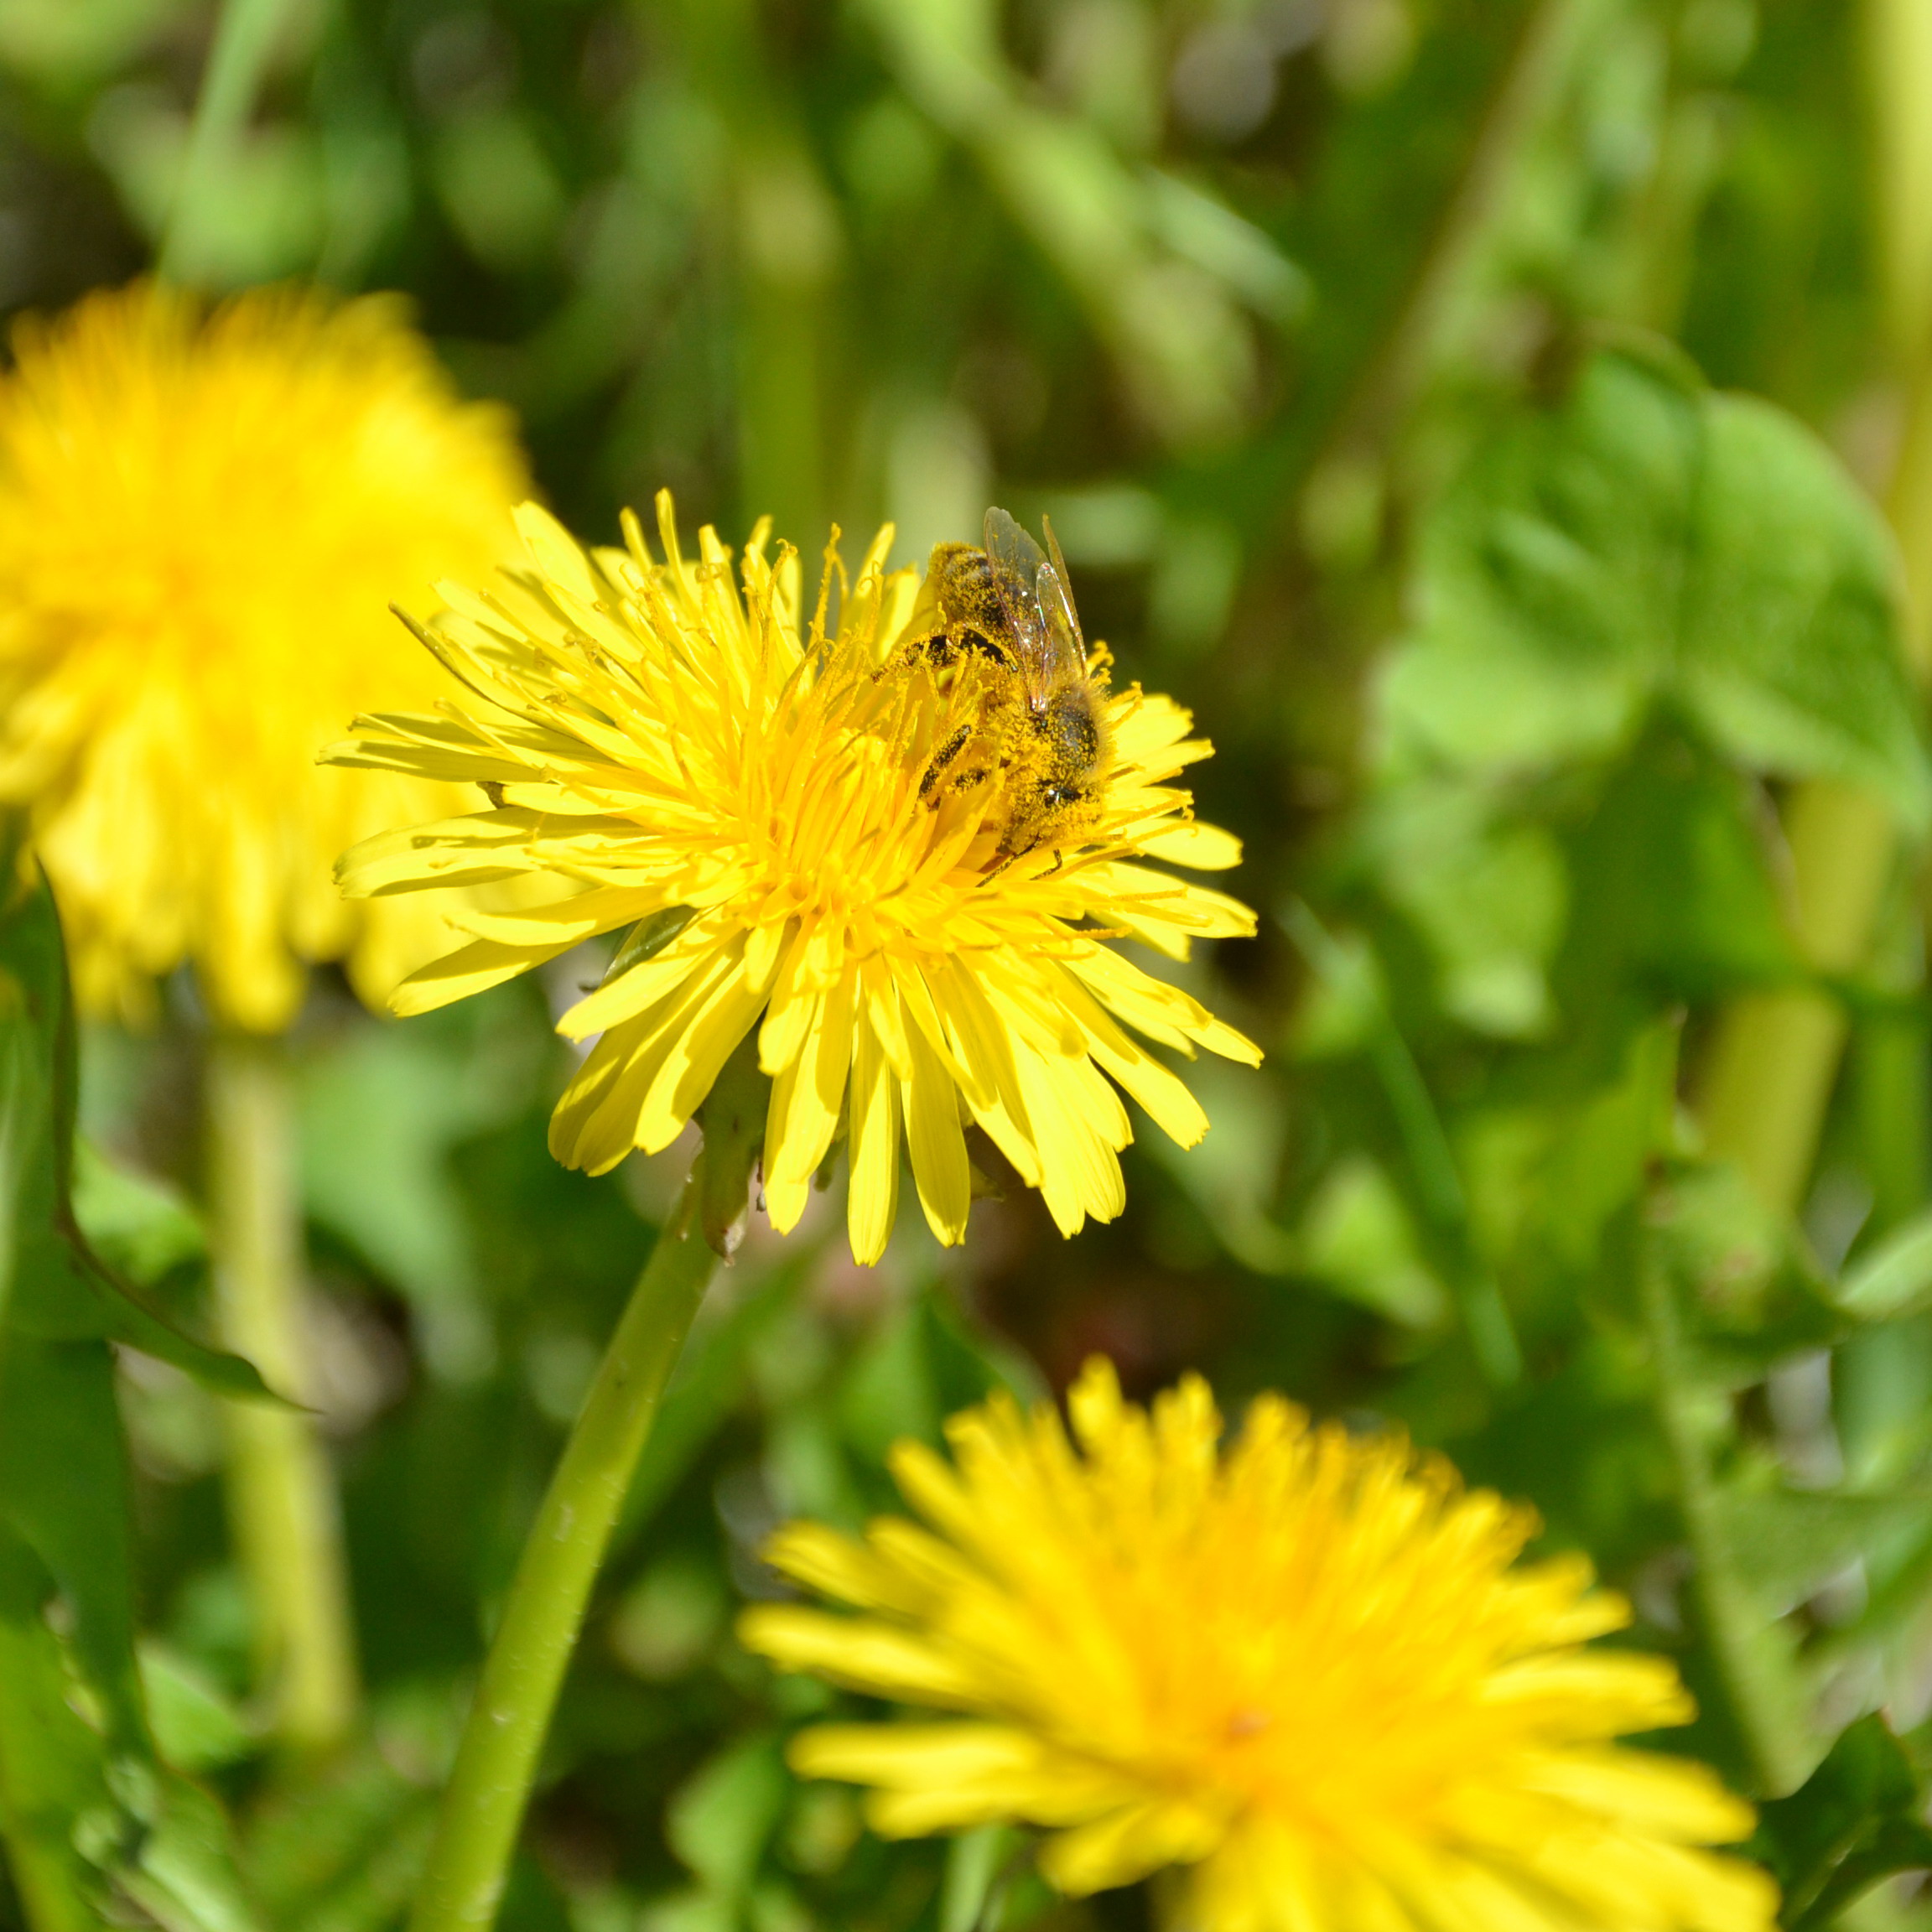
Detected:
[
  {"left": 1037, "top": 513, "right": 1086, "bottom": 680},
  {"left": 983, "top": 506, "right": 1052, "bottom": 691}
]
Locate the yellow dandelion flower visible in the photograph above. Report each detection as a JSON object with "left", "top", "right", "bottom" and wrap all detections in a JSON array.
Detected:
[
  {"left": 740, "top": 1360, "right": 1779, "bottom": 1932},
  {"left": 0, "top": 280, "right": 529, "bottom": 1030},
  {"left": 330, "top": 495, "right": 1259, "bottom": 1263}
]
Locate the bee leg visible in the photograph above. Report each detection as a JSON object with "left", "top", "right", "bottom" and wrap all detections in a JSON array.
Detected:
[
  {"left": 1041, "top": 848, "right": 1065, "bottom": 877},
  {"left": 919, "top": 724, "right": 972, "bottom": 800},
  {"left": 901, "top": 627, "right": 1016, "bottom": 676},
  {"left": 884, "top": 631, "right": 955, "bottom": 684},
  {"left": 954, "top": 627, "right": 1017, "bottom": 672}
]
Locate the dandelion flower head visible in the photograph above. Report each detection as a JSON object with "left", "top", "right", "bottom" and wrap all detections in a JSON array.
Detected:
[
  {"left": 332, "top": 496, "right": 1258, "bottom": 1262},
  {"left": 0, "top": 280, "right": 529, "bottom": 1029},
  {"left": 741, "top": 1361, "right": 1778, "bottom": 1932}
]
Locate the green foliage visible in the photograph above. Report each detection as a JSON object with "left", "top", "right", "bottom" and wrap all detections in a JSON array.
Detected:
[
  {"left": 0, "top": 848, "right": 258, "bottom": 1929},
  {"left": 1386, "top": 344, "right": 1924, "bottom": 821},
  {"left": 12, "top": 0, "right": 1932, "bottom": 1926},
  {"left": 1753, "top": 1716, "right": 1932, "bottom": 1930}
]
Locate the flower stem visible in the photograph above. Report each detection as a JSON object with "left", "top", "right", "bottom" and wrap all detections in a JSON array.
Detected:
[
  {"left": 158, "top": 0, "right": 293, "bottom": 282},
  {"left": 408, "top": 1050, "right": 762, "bottom": 1932},
  {"left": 408, "top": 1186, "right": 713, "bottom": 1929},
  {"left": 1638, "top": 1221, "right": 1810, "bottom": 1796},
  {"left": 206, "top": 1031, "right": 358, "bottom": 1753}
]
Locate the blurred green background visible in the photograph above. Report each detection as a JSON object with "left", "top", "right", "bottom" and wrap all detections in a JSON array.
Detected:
[{"left": 13, "top": 0, "right": 1932, "bottom": 1927}]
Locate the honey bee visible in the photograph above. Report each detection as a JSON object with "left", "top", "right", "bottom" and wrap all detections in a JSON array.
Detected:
[{"left": 901, "top": 506, "right": 1111, "bottom": 860}]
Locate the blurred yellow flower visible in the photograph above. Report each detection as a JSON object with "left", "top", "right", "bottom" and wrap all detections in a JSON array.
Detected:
[
  {"left": 332, "top": 496, "right": 1256, "bottom": 1262},
  {"left": 0, "top": 280, "right": 528, "bottom": 1030},
  {"left": 740, "top": 1361, "right": 1779, "bottom": 1932}
]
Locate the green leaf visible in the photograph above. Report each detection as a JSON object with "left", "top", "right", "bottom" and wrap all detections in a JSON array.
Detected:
[
  {"left": 116, "top": 1777, "right": 260, "bottom": 1932},
  {"left": 1715, "top": 1479, "right": 1932, "bottom": 1620},
  {"left": 1752, "top": 1714, "right": 1932, "bottom": 1929},
  {"left": 0, "top": 864, "right": 269, "bottom": 1399},
  {"left": 0, "top": 1523, "right": 114, "bottom": 1932},
  {"left": 242, "top": 1748, "right": 435, "bottom": 1932},
  {"left": 1833, "top": 1209, "right": 1932, "bottom": 1322},
  {"left": 0, "top": 1424, "right": 261, "bottom": 1932},
  {"left": 1647, "top": 1161, "right": 1844, "bottom": 1377},
  {"left": 138, "top": 1644, "right": 256, "bottom": 1776},
  {"left": 1555, "top": 734, "right": 1800, "bottom": 1008},
  {"left": 1446, "top": 1024, "right": 1681, "bottom": 1320},
  {"left": 1360, "top": 776, "right": 1566, "bottom": 1038},
  {"left": 939, "top": 1826, "right": 1026, "bottom": 1932},
  {"left": 1296, "top": 1155, "right": 1449, "bottom": 1327},
  {"left": 1384, "top": 346, "right": 1927, "bottom": 823},
  {"left": 666, "top": 1734, "right": 789, "bottom": 1899},
  {"left": 297, "top": 1002, "right": 532, "bottom": 1309},
  {"left": 1682, "top": 389, "right": 1919, "bottom": 816},
  {"left": 0, "top": 1335, "right": 146, "bottom": 1758},
  {"left": 838, "top": 1291, "right": 944, "bottom": 1462},
  {"left": 73, "top": 1140, "right": 205, "bottom": 1288},
  {"left": 0, "top": 851, "right": 262, "bottom": 1929},
  {"left": 0, "top": 860, "right": 89, "bottom": 1343},
  {"left": 81, "top": 1275, "right": 277, "bottom": 1402}
]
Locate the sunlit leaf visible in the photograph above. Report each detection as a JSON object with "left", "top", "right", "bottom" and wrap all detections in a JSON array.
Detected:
[{"left": 1384, "top": 346, "right": 1927, "bottom": 823}]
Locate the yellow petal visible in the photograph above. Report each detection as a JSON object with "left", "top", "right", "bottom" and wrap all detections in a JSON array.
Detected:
[
  {"left": 390, "top": 932, "right": 573, "bottom": 1016},
  {"left": 514, "top": 500, "right": 599, "bottom": 602},
  {"left": 901, "top": 1011, "right": 970, "bottom": 1245},
  {"left": 558, "top": 913, "right": 729, "bottom": 1040},
  {"left": 765, "top": 970, "right": 858, "bottom": 1231},
  {"left": 847, "top": 1005, "right": 901, "bottom": 1266},
  {"left": 1040, "top": 1800, "right": 1227, "bottom": 1898},
  {"left": 1136, "top": 819, "right": 1244, "bottom": 871},
  {"left": 735, "top": 1607, "right": 979, "bottom": 1701},
  {"left": 631, "top": 943, "right": 770, "bottom": 1153}
]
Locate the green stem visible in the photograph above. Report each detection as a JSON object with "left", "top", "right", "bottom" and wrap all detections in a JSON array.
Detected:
[
  {"left": 206, "top": 1031, "right": 358, "bottom": 1753},
  {"left": 1696, "top": 782, "right": 1898, "bottom": 1215},
  {"left": 1306, "top": 0, "right": 1602, "bottom": 488},
  {"left": 1638, "top": 1224, "right": 1810, "bottom": 1796},
  {"left": 407, "top": 1164, "right": 724, "bottom": 1932},
  {"left": 157, "top": 0, "right": 292, "bottom": 282},
  {"left": 1696, "top": 0, "right": 1932, "bottom": 1212}
]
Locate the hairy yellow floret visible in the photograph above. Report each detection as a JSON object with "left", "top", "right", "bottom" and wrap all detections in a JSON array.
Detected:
[
  {"left": 332, "top": 495, "right": 1258, "bottom": 1263},
  {"left": 741, "top": 1362, "right": 1779, "bottom": 1932},
  {"left": 0, "top": 280, "right": 528, "bottom": 1030}
]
